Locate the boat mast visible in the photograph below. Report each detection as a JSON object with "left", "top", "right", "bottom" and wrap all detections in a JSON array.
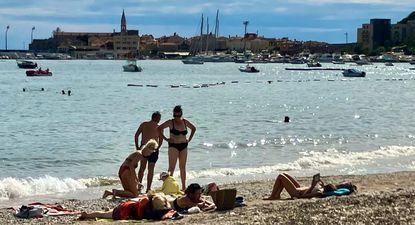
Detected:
[
  {"left": 214, "top": 9, "right": 219, "bottom": 53},
  {"left": 199, "top": 14, "right": 204, "bottom": 56},
  {"left": 205, "top": 17, "right": 209, "bottom": 55}
]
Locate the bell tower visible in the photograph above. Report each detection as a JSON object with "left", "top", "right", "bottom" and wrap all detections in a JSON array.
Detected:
[{"left": 121, "top": 10, "right": 127, "bottom": 33}]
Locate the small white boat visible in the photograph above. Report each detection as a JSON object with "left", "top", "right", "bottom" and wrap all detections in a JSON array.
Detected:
[
  {"left": 182, "top": 57, "right": 204, "bottom": 64},
  {"left": 385, "top": 62, "right": 394, "bottom": 66},
  {"left": 17, "top": 60, "right": 38, "bottom": 69},
  {"left": 342, "top": 69, "right": 366, "bottom": 77},
  {"left": 307, "top": 61, "right": 322, "bottom": 67},
  {"left": 123, "top": 60, "right": 142, "bottom": 72},
  {"left": 238, "top": 64, "right": 260, "bottom": 73}
]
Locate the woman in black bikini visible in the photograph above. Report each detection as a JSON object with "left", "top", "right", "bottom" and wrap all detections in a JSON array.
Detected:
[
  {"left": 170, "top": 183, "right": 215, "bottom": 212},
  {"left": 102, "top": 139, "right": 158, "bottom": 198},
  {"left": 158, "top": 105, "right": 196, "bottom": 191}
]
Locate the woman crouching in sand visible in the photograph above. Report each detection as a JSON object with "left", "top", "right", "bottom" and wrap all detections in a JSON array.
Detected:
[
  {"left": 263, "top": 173, "right": 326, "bottom": 200},
  {"left": 102, "top": 139, "right": 159, "bottom": 198}
]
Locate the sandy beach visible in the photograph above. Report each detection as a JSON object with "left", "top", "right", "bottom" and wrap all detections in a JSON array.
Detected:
[{"left": 2, "top": 171, "right": 415, "bottom": 225}]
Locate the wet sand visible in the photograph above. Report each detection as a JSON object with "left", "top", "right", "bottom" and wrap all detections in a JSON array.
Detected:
[{"left": 2, "top": 171, "right": 415, "bottom": 224}]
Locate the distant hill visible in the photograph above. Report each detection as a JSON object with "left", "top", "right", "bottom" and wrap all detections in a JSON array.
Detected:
[{"left": 398, "top": 11, "right": 415, "bottom": 24}]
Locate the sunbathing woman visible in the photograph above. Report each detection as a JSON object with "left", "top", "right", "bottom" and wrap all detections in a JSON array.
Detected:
[
  {"left": 158, "top": 105, "right": 196, "bottom": 191},
  {"left": 170, "top": 183, "right": 215, "bottom": 212},
  {"left": 80, "top": 193, "right": 178, "bottom": 220},
  {"left": 102, "top": 139, "right": 159, "bottom": 199},
  {"left": 263, "top": 173, "right": 325, "bottom": 200}
]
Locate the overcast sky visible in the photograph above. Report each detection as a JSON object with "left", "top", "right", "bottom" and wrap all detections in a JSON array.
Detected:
[{"left": 0, "top": 0, "right": 413, "bottom": 49}]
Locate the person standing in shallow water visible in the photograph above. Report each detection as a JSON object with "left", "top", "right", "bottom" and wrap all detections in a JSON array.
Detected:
[
  {"left": 158, "top": 105, "right": 196, "bottom": 191},
  {"left": 134, "top": 111, "right": 163, "bottom": 193}
]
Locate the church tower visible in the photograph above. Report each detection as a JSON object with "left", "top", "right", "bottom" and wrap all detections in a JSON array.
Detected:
[{"left": 121, "top": 10, "right": 127, "bottom": 33}]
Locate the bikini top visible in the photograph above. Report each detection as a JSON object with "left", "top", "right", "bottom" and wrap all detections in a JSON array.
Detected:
[{"left": 170, "top": 119, "right": 188, "bottom": 136}]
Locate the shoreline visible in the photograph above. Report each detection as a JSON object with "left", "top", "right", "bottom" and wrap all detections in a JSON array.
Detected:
[{"left": 1, "top": 170, "right": 415, "bottom": 224}]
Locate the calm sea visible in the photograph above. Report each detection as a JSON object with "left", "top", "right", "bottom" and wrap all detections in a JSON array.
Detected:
[{"left": 1, "top": 59, "right": 414, "bottom": 205}]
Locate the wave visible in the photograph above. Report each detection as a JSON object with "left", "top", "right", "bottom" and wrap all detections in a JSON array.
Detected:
[
  {"left": 187, "top": 145, "right": 415, "bottom": 179},
  {"left": 0, "top": 175, "right": 119, "bottom": 200},
  {"left": 1, "top": 146, "right": 414, "bottom": 201}
]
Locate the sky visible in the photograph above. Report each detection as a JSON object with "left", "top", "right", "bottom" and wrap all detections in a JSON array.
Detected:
[{"left": 0, "top": 0, "right": 414, "bottom": 50}]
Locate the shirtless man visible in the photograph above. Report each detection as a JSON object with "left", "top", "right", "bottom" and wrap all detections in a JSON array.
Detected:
[{"left": 134, "top": 111, "right": 163, "bottom": 193}]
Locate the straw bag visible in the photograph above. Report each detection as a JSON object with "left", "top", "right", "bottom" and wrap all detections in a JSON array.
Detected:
[{"left": 210, "top": 189, "right": 237, "bottom": 211}]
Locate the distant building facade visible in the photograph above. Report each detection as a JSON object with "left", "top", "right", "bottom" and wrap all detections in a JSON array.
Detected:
[
  {"left": 391, "top": 20, "right": 415, "bottom": 45},
  {"left": 29, "top": 11, "right": 139, "bottom": 59},
  {"left": 355, "top": 18, "right": 412, "bottom": 52},
  {"left": 113, "top": 10, "right": 140, "bottom": 58}
]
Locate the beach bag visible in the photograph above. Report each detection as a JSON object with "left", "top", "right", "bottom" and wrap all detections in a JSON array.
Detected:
[
  {"left": 336, "top": 182, "right": 357, "bottom": 193},
  {"left": 15, "top": 205, "right": 43, "bottom": 219},
  {"left": 210, "top": 189, "right": 237, "bottom": 211}
]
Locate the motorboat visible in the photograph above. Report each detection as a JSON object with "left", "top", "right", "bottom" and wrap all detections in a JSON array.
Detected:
[
  {"left": 238, "top": 64, "right": 260, "bottom": 73},
  {"left": 332, "top": 60, "right": 345, "bottom": 64},
  {"left": 355, "top": 59, "right": 372, "bottom": 65},
  {"left": 385, "top": 62, "right": 394, "bottom": 66},
  {"left": 307, "top": 61, "right": 322, "bottom": 67},
  {"left": 182, "top": 56, "right": 204, "bottom": 64},
  {"left": 26, "top": 68, "right": 52, "bottom": 76},
  {"left": 123, "top": 60, "right": 142, "bottom": 72},
  {"left": 17, "top": 60, "right": 37, "bottom": 69},
  {"left": 342, "top": 69, "right": 365, "bottom": 77}
]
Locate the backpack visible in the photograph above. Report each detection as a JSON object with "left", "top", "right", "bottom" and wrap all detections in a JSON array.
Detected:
[{"left": 15, "top": 205, "right": 44, "bottom": 219}]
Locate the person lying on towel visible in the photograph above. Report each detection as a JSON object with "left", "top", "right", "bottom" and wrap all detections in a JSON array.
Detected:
[
  {"left": 263, "top": 173, "right": 356, "bottom": 200},
  {"left": 79, "top": 193, "right": 181, "bottom": 221},
  {"left": 170, "top": 183, "right": 216, "bottom": 212}
]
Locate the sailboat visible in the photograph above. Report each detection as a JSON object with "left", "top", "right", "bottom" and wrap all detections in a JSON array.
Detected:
[{"left": 182, "top": 14, "right": 205, "bottom": 64}]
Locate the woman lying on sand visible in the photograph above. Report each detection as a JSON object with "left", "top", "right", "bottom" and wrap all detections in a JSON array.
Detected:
[
  {"left": 170, "top": 183, "right": 216, "bottom": 212},
  {"left": 80, "top": 193, "right": 179, "bottom": 220},
  {"left": 263, "top": 173, "right": 331, "bottom": 200},
  {"left": 102, "top": 139, "right": 159, "bottom": 199}
]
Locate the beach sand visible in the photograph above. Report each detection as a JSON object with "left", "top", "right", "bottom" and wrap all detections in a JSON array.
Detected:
[{"left": 2, "top": 171, "right": 415, "bottom": 224}]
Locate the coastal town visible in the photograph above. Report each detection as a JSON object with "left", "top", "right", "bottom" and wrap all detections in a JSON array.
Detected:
[
  {"left": 2, "top": 2, "right": 415, "bottom": 224},
  {"left": 1, "top": 10, "right": 415, "bottom": 62}
]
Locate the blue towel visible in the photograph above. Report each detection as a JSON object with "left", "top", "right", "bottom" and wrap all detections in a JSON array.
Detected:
[{"left": 322, "top": 188, "right": 351, "bottom": 197}]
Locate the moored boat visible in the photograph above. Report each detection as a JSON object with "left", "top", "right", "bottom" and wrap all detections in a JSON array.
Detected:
[
  {"left": 238, "top": 64, "right": 260, "bottom": 73},
  {"left": 342, "top": 69, "right": 365, "bottom": 77},
  {"left": 26, "top": 69, "right": 52, "bottom": 76},
  {"left": 307, "top": 61, "right": 322, "bottom": 67},
  {"left": 123, "top": 60, "right": 142, "bottom": 72},
  {"left": 182, "top": 56, "right": 204, "bottom": 64},
  {"left": 17, "top": 60, "right": 37, "bottom": 69}
]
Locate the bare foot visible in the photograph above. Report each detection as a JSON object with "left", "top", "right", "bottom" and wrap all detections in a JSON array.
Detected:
[{"left": 102, "top": 190, "right": 112, "bottom": 199}]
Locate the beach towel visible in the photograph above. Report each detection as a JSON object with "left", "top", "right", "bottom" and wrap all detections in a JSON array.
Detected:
[
  {"left": 322, "top": 188, "right": 351, "bottom": 197},
  {"left": 28, "top": 202, "right": 81, "bottom": 216}
]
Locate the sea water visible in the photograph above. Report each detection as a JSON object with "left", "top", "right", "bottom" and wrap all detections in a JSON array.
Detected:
[{"left": 0, "top": 60, "right": 414, "bottom": 206}]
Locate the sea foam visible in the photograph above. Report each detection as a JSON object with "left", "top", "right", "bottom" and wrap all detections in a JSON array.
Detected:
[
  {"left": 187, "top": 145, "right": 415, "bottom": 179},
  {"left": 0, "top": 175, "right": 118, "bottom": 200}
]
